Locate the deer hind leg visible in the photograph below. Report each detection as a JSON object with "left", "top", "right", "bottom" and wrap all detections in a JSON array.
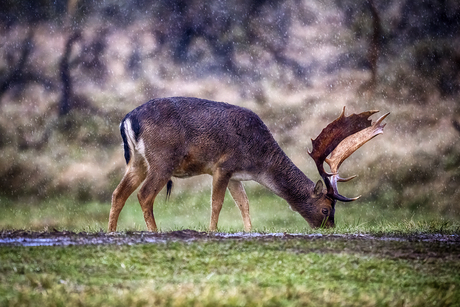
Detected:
[
  {"left": 137, "top": 172, "right": 171, "bottom": 232},
  {"left": 109, "top": 165, "right": 146, "bottom": 232},
  {"left": 209, "top": 169, "right": 231, "bottom": 232},
  {"left": 228, "top": 180, "right": 252, "bottom": 232}
]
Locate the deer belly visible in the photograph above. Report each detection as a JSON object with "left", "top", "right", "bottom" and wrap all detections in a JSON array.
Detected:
[
  {"left": 230, "top": 171, "right": 256, "bottom": 181},
  {"left": 172, "top": 164, "right": 211, "bottom": 178},
  {"left": 172, "top": 154, "right": 214, "bottom": 178}
]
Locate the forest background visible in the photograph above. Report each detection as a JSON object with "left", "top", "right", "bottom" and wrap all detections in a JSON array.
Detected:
[{"left": 0, "top": 0, "right": 459, "bottom": 230}]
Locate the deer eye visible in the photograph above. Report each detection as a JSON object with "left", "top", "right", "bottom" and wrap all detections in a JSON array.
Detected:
[{"left": 321, "top": 208, "right": 329, "bottom": 215}]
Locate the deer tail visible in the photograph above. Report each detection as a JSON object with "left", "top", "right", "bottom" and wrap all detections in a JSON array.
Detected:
[
  {"left": 120, "top": 121, "right": 131, "bottom": 164},
  {"left": 166, "top": 180, "right": 173, "bottom": 200},
  {"left": 119, "top": 114, "right": 141, "bottom": 165}
]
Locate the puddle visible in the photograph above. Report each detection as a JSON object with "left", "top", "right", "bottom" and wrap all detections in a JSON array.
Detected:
[
  {"left": 214, "top": 232, "right": 309, "bottom": 238},
  {"left": 0, "top": 230, "right": 458, "bottom": 247},
  {"left": 0, "top": 237, "right": 73, "bottom": 247}
]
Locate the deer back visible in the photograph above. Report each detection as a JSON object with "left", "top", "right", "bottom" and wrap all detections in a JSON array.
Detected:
[{"left": 120, "top": 97, "right": 287, "bottom": 179}]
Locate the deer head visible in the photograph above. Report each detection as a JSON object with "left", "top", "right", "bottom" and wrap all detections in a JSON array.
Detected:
[{"left": 306, "top": 107, "right": 389, "bottom": 227}]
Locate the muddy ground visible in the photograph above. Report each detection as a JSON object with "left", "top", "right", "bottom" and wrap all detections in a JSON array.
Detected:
[{"left": 1, "top": 229, "right": 459, "bottom": 260}]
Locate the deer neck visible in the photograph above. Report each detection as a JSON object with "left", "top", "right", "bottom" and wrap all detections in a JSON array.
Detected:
[{"left": 258, "top": 153, "right": 316, "bottom": 211}]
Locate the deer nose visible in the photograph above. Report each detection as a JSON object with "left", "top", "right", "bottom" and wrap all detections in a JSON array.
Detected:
[{"left": 323, "top": 218, "right": 335, "bottom": 228}]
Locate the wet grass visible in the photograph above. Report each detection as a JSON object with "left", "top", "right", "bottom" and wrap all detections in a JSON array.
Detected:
[
  {"left": 1, "top": 191, "right": 459, "bottom": 306},
  {"left": 0, "top": 188, "right": 458, "bottom": 234},
  {"left": 0, "top": 237, "right": 459, "bottom": 306}
]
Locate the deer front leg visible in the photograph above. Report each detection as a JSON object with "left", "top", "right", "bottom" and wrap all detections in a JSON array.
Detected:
[
  {"left": 108, "top": 167, "right": 145, "bottom": 232},
  {"left": 228, "top": 180, "right": 252, "bottom": 232},
  {"left": 209, "top": 170, "right": 231, "bottom": 232}
]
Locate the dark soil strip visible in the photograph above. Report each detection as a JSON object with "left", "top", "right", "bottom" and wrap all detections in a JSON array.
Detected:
[{"left": 1, "top": 229, "right": 459, "bottom": 261}]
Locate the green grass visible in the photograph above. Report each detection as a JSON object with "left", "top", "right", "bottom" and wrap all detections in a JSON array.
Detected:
[
  {"left": 1, "top": 238, "right": 459, "bottom": 306},
  {"left": 1, "top": 189, "right": 459, "bottom": 306},
  {"left": 0, "top": 187, "right": 458, "bottom": 234}
]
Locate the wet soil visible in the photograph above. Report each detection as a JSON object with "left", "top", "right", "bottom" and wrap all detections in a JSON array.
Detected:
[{"left": 1, "top": 229, "right": 459, "bottom": 261}]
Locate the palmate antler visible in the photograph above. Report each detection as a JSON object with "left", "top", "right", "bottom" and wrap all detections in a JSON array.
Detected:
[{"left": 308, "top": 107, "right": 389, "bottom": 202}]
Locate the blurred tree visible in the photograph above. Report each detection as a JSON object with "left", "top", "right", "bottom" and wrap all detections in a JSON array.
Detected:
[
  {"left": 367, "top": 0, "right": 382, "bottom": 88},
  {"left": 0, "top": 0, "right": 64, "bottom": 25},
  {"left": 453, "top": 119, "right": 460, "bottom": 134},
  {"left": 152, "top": 0, "right": 308, "bottom": 77},
  {"left": 58, "top": 0, "right": 105, "bottom": 117},
  {"left": 333, "top": 0, "right": 384, "bottom": 86},
  {"left": 59, "top": 31, "right": 81, "bottom": 116},
  {"left": 397, "top": 0, "right": 460, "bottom": 98},
  {"left": 335, "top": 0, "right": 460, "bottom": 98},
  {"left": 1, "top": 0, "right": 459, "bottom": 105},
  {"left": 0, "top": 30, "right": 55, "bottom": 101},
  {"left": 396, "top": 0, "right": 459, "bottom": 42}
]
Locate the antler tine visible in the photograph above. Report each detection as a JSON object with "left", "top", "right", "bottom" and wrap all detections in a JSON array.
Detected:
[
  {"left": 309, "top": 108, "right": 389, "bottom": 202},
  {"left": 337, "top": 174, "right": 357, "bottom": 182},
  {"left": 329, "top": 174, "right": 361, "bottom": 202}
]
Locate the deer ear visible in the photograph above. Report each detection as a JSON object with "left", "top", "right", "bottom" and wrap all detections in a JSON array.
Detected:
[{"left": 313, "top": 180, "right": 323, "bottom": 197}]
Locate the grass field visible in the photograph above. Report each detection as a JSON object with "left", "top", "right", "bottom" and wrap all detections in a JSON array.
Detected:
[
  {"left": 1, "top": 190, "right": 459, "bottom": 306},
  {"left": 1, "top": 172, "right": 459, "bottom": 307},
  {"left": 1, "top": 233, "right": 459, "bottom": 306},
  {"left": 0, "top": 186, "right": 458, "bottom": 234}
]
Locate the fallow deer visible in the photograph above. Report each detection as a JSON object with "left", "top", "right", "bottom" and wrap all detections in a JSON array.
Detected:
[{"left": 108, "top": 97, "right": 388, "bottom": 232}]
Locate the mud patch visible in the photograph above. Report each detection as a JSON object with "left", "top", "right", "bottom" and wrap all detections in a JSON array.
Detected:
[
  {"left": 0, "top": 229, "right": 458, "bottom": 245},
  {"left": 1, "top": 229, "right": 459, "bottom": 261},
  {"left": 0, "top": 229, "right": 207, "bottom": 246}
]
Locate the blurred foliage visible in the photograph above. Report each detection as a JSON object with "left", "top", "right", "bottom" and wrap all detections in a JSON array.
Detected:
[
  {"left": 1, "top": 0, "right": 459, "bottom": 101},
  {"left": 335, "top": 0, "right": 460, "bottom": 97},
  {"left": 0, "top": 0, "right": 459, "bottom": 225}
]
